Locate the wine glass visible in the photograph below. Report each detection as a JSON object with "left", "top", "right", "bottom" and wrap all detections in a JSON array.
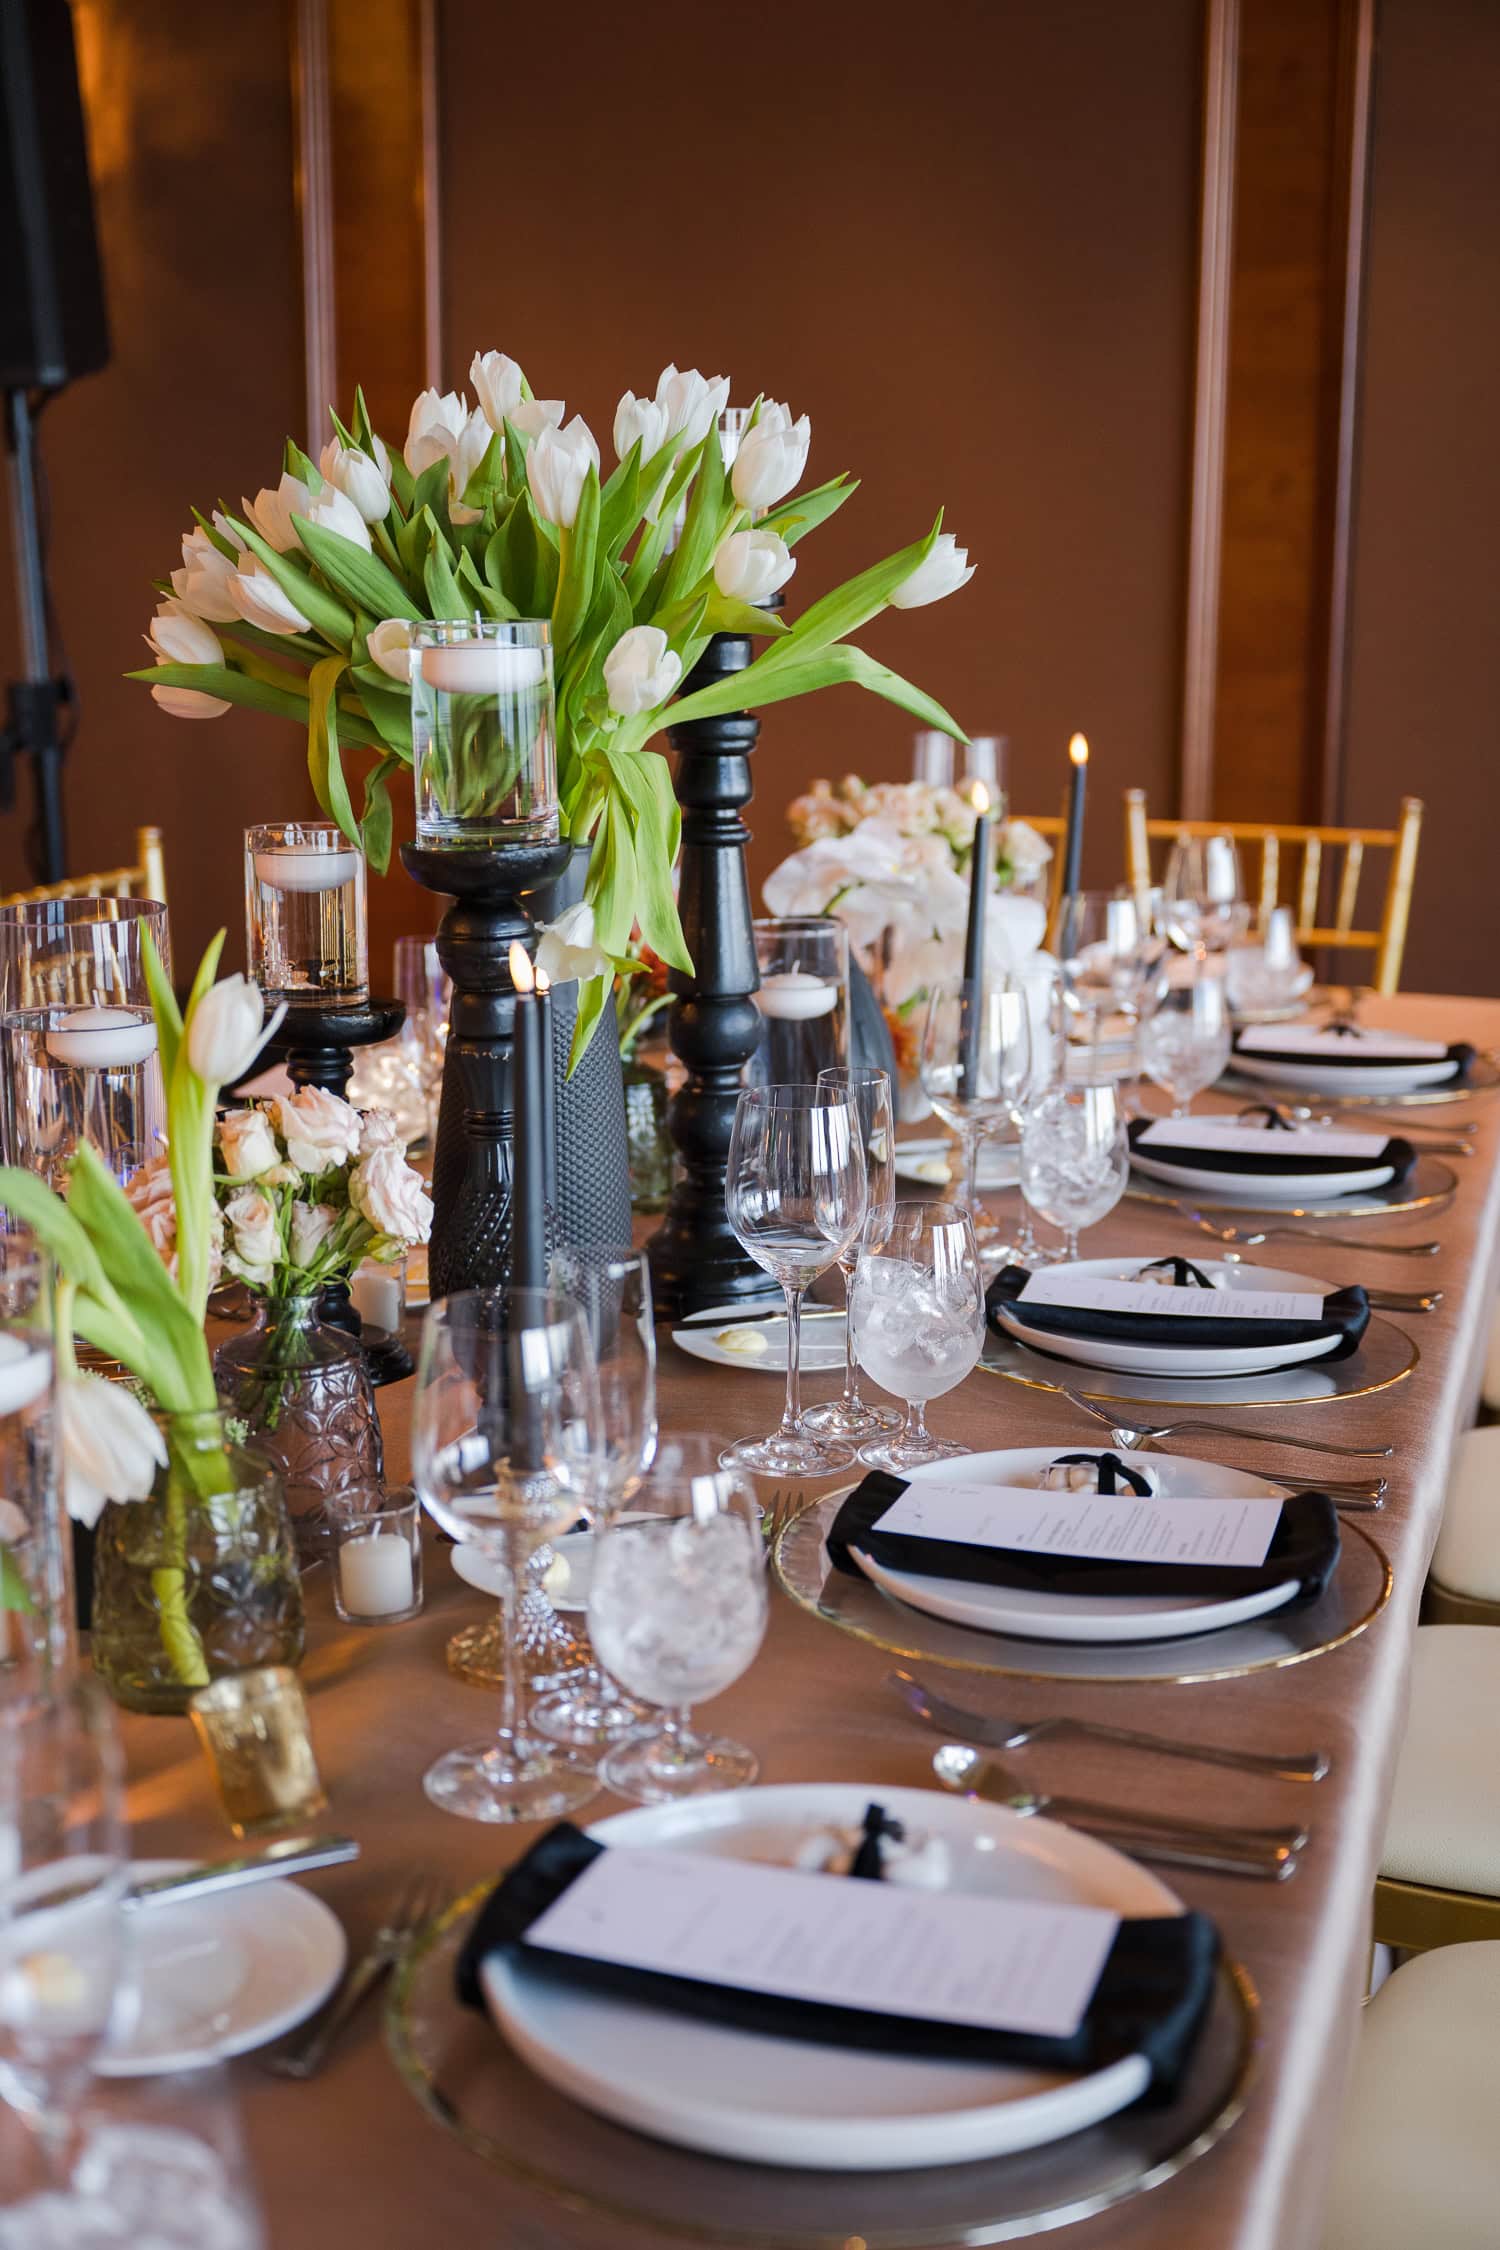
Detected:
[
  {"left": 1019, "top": 1081, "right": 1130, "bottom": 1263},
  {"left": 1160, "top": 834, "right": 1249, "bottom": 955},
  {"left": 802, "top": 1067, "right": 901, "bottom": 1441},
  {"left": 590, "top": 1440, "right": 768, "bottom": 1804},
  {"left": 722, "top": 1084, "right": 867, "bottom": 1477},
  {"left": 849, "top": 1202, "right": 986, "bottom": 1472},
  {"left": 410, "top": 1288, "right": 603, "bottom": 1824},
  {"left": 1139, "top": 963, "right": 1232, "bottom": 1116},
  {"left": 0, "top": 1681, "right": 128, "bottom": 2180},
  {"left": 531, "top": 1246, "right": 658, "bottom": 1750},
  {"left": 919, "top": 973, "right": 1033, "bottom": 1259}
]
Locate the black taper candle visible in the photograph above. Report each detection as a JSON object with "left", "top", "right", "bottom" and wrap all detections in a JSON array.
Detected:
[
  {"left": 535, "top": 966, "right": 558, "bottom": 1217},
  {"left": 1061, "top": 733, "right": 1089, "bottom": 901},
  {"left": 507, "top": 941, "right": 547, "bottom": 1291},
  {"left": 958, "top": 783, "right": 993, "bottom": 1096}
]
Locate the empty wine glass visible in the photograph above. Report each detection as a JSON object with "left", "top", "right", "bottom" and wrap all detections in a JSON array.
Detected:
[
  {"left": 1019, "top": 1081, "right": 1130, "bottom": 1263},
  {"left": 591, "top": 1442, "right": 768, "bottom": 1804},
  {"left": 722, "top": 1084, "right": 866, "bottom": 1477},
  {"left": 920, "top": 973, "right": 1033, "bottom": 1259},
  {"left": 531, "top": 1246, "right": 658, "bottom": 1750},
  {"left": 802, "top": 1066, "right": 900, "bottom": 1441},
  {"left": 410, "top": 1289, "right": 603, "bottom": 1824},
  {"left": 850, "top": 1202, "right": 986, "bottom": 1472},
  {"left": 1139, "top": 963, "right": 1232, "bottom": 1116},
  {"left": 1160, "top": 834, "right": 1249, "bottom": 955}
]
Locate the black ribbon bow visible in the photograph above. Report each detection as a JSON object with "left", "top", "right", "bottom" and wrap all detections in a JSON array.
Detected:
[
  {"left": 1137, "top": 1255, "right": 1220, "bottom": 1287},
  {"left": 1048, "top": 1451, "right": 1155, "bottom": 1497},
  {"left": 849, "top": 1802, "right": 905, "bottom": 1880}
]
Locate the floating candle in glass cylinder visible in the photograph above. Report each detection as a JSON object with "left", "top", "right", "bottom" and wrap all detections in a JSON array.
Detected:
[
  {"left": 42, "top": 1005, "right": 158, "bottom": 1069},
  {"left": 748, "top": 918, "right": 849, "bottom": 1087},
  {"left": 245, "top": 822, "right": 368, "bottom": 1005},
  {"left": 411, "top": 621, "right": 558, "bottom": 848}
]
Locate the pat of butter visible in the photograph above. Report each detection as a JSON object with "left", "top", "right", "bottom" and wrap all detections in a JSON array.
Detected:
[
  {"left": 542, "top": 1550, "right": 571, "bottom": 1597},
  {"left": 912, "top": 1157, "right": 952, "bottom": 1183},
  {"left": 716, "top": 1327, "right": 771, "bottom": 1358}
]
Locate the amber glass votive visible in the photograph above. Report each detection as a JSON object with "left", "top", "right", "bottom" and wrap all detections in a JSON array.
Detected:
[{"left": 189, "top": 1665, "right": 327, "bottom": 1839}]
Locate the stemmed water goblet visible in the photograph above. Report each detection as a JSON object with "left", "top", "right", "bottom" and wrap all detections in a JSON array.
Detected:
[
  {"left": 590, "top": 1440, "right": 768, "bottom": 1804},
  {"left": 411, "top": 1288, "right": 604, "bottom": 1824},
  {"left": 920, "top": 972, "right": 1034, "bottom": 1264},
  {"left": 1161, "top": 834, "right": 1249, "bottom": 956},
  {"left": 1019, "top": 1080, "right": 1131, "bottom": 1263},
  {"left": 1139, "top": 961, "right": 1232, "bottom": 1117},
  {"left": 849, "top": 1201, "right": 986, "bottom": 1472},
  {"left": 801, "top": 1066, "right": 900, "bottom": 1442},
  {"left": 722, "top": 1083, "right": 867, "bottom": 1477}
]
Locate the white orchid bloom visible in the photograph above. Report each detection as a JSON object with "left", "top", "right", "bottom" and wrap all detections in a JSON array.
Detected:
[
  {"left": 888, "top": 532, "right": 974, "bottom": 610},
  {"left": 534, "top": 901, "right": 612, "bottom": 988},
  {"left": 525, "top": 416, "right": 600, "bottom": 529},
  {"left": 59, "top": 1376, "right": 167, "bottom": 1530},
  {"left": 712, "top": 527, "right": 795, "bottom": 604},
  {"left": 227, "top": 554, "right": 311, "bottom": 637},
  {"left": 603, "top": 624, "right": 682, "bottom": 717}
]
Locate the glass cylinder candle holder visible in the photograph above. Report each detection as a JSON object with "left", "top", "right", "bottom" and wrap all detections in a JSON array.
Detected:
[
  {"left": 411, "top": 620, "right": 558, "bottom": 848},
  {"left": 188, "top": 1665, "right": 327, "bottom": 1839},
  {"left": 746, "top": 917, "right": 850, "bottom": 1089},
  {"left": 327, "top": 1485, "right": 423, "bottom": 1625},
  {"left": 245, "top": 821, "right": 368, "bottom": 1006},
  {"left": 0, "top": 897, "right": 169, "bottom": 1190}
]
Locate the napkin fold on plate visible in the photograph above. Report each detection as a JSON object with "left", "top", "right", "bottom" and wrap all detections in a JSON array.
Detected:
[
  {"left": 454, "top": 1820, "right": 1221, "bottom": 2106},
  {"left": 1231, "top": 1027, "right": 1474, "bottom": 1079},
  {"left": 985, "top": 1263, "right": 1371, "bottom": 1360},
  {"left": 1124, "top": 1116, "right": 1416, "bottom": 1186},
  {"left": 827, "top": 1469, "right": 1341, "bottom": 1609}
]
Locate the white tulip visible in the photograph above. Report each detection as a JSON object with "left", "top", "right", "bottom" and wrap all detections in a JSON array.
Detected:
[
  {"left": 731, "top": 403, "right": 810, "bottom": 510},
  {"left": 654, "top": 364, "right": 731, "bottom": 446},
  {"left": 888, "top": 532, "right": 975, "bottom": 610},
  {"left": 319, "top": 436, "right": 391, "bottom": 524},
  {"left": 446, "top": 405, "right": 494, "bottom": 525},
  {"left": 712, "top": 527, "right": 796, "bottom": 604},
  {"left": 603, "top": 624, "right": 682, "bottom": 717},
  {"left": 145, "top": 598, "right": 223, "bottom": 669},
  {"left": 366, "top": 618, "right": 415, "bottom": 683},
  {"left": 613, "top": 390, "right": 671, "bottom": 462},
  {"left": 59, "top": 1375, "right": 166, "bottom": 1530},
  {"left": 469, "top": 351, "right": 564, "bottom": 440},
  {"left": 525, "top": 416, "right": 600, "bottom": 530},
  {"left": 170, "top": 521, "right": 241, "bottom": 622},
  {"left": 299, "top": 476, "right": 373, "bottom": 552},
  {"left": 227, "top": 554, "right": 312, "bottom": 637},
  {"left": 534, "top": 899, "right": 612, "bottom": 987},
  {"left": 244, "top": 471, "right": 313, "bottom": 553},
  {"left": 404, "top": 388, "right": 469, "bottom": 477},
  {"left": 187, "top": 974, "right": 287, "bottom": 1087},
  {"left": 151, "top": 683, "right": 230, "bottom": 720}
]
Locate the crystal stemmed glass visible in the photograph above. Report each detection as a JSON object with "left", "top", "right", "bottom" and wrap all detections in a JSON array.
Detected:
[
  {"left": 411, "top": 1289, "right": 603, "bottom": 1824},
  {"left": 850, "top": 1201, "right": 986, "bottom": 1472},
  {"left": 802, "top": 1066, "right": 900, "bottom": 1441},
  {"left": 1160, "top": 835, "right": 1249, "bottom": 956},
  {"left": 591, "top": 1441, "right": 768, "bottom": 1804},
  {"left": 1139, "top": 963, "right": 1233, "bottom": 1117},
  {"left": 1019, "top": 1081, "right": 1131, "bottom": 1263},
  {"left": 920, "top": 973, "right": 1034, "bottom": 1262},
  {"left": 722, "top": 1084, "right": 867, "bottom": 1477},
  {"left": 531, "top": 1246, "right": 658, "bottom": 1750},
  {"left": 0, "top": 1681, "right": 129, "bottom": 2181}
]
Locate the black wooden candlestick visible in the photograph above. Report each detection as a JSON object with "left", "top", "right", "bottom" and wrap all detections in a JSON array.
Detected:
[{"left": 646, "top": 631, "right": 777, "bottom": 1319}]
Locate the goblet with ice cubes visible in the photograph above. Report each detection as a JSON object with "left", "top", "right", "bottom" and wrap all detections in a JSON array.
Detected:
[{"left": 848, "top": 1201, "right": 986, "bottom": 1472}]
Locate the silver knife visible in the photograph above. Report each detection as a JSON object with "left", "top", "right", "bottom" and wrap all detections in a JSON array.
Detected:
[{"left": 123, "top": 1833, "right": 359, "bottom": 1911}]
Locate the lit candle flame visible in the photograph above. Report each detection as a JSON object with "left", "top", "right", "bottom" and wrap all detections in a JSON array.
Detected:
[
  {"left": 969, "top": 780, "right": 991, "bottom": 816},
  {"left": 508, "top": 941, "right": 535, "bottom": 995},
  {"left": 535, "top": 967, "right": 551, "bottom": 996},
  {"left": 1068, "top": 733, "right": 1089, "bottom": 768}
]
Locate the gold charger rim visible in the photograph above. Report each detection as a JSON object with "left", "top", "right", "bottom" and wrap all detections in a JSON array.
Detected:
[
  {"left": 976, "top": 1312, "right": 1418, "bottom": 1412},
  {"left": 1125, "top": 1155, "right": 1457, "bottom": 1220}
]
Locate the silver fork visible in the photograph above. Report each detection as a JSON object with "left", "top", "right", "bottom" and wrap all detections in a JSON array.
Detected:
[
  {"left": 1059, "top": 1384, "right": 1391, "bottom": 1458},
  {"left": 1173, "top": 1204, "right": 1441, "bottom": 1256},
  {"left": 892, "top": 1669, "right": 1329, "bottom": 1781},
  {"left": 263, "top": 1872, "right": 440, "bottom": 2080}
]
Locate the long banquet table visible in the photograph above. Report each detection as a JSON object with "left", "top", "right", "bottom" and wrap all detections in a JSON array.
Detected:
[{"left": 110, "top": 993, "right": 1500, "bottom": 2250}]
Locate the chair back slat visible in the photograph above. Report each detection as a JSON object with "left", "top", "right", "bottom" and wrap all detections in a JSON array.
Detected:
[
  {"left": 1258, "top": 835, "right": 1280, "bottom": 928},
  {"left": 0, "top": 827, "right": 169, "bottom": 915},
  {"left": 1335, "top": 839, "right": 1364, "bottom": 937},
  {"left": 1296, "top": 837, "right": 1322, "bottom": 931}
]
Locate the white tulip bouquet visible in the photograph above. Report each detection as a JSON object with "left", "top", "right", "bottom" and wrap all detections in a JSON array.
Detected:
[{"left": 130, "top": 353, "right": 974, "bottom": 1059}]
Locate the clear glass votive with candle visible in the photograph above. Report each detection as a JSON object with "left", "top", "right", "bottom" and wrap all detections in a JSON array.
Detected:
[
  {"left": 188, "top": 1665, "right": 327, "bottom": 1839},
  {"left": 245, "top": 820, "right": 368, "bottom": 1005},
  {"left": 411, "top": 620, "right": 558, "bottom": 848},
  {"left": 747, "top": 917, "right": 849, "bottom": 1088},
  {"left": 328, "top": 1485, "right": 423, "bottom": 1625},
  {"left": 0, "top": 896, "right": 169, "bottom": 1189}
]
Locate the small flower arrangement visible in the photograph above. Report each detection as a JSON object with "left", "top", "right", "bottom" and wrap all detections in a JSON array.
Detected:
[{"left": 785, "top": 773, "right": 1052, "bottom": 885}]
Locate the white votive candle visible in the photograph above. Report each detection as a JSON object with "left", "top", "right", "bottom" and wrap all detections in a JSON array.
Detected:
[
  {"left": 0, "top": 1333, "right": 49, "bottom": 1415},
  {"left": 350, "top": 1261, "right": 402, "bottom": 1333},
  {"left": 252, "top": 846, "right": 362, "bottom": 894},
  {"left": 756, "top": 971, "right": 839, "bottom": 1021},
  {"left": 420, "top": 644, "right": 547, "bottom": 696},
  {"left": 43, "top": 1006, "right": 158, "bottom": 1069},
  {"left": 337, "top": 1530, "right": 415, "bottom": 1618}
]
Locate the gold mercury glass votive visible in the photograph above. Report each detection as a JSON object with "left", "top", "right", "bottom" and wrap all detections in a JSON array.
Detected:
[{"left": 188, "top": 1665, "right": 327, "bottom": 1839}]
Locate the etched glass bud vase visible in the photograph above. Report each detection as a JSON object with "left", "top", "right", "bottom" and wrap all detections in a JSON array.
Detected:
[{"left": 213, "top": 1293, "right": 384, "bottom": 1561}]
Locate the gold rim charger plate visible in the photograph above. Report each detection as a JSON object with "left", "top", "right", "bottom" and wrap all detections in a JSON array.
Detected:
[
  {"left": 1219, "top": 1053, "right": 1500, "bottom": 1108},
  {"left": 386, "top": 1886, "right": 1257, "bottom": 2247},
  {"left": 978, "top": 1311, "right": 1417, "bottom": 1411},
  {"left": 772, "top": 1490, "right": 1391, "bottom": 1689},
  {"left": 1125, "top": 1152, "right": 1456, "bottom": 1218}
]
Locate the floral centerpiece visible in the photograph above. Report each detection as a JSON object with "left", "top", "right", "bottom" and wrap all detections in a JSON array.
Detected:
[
  {"left": 0, "top": 935, "right": 306, "bottom": 1712},
  {"left": 128, "top": 353, "right": 972, "bottom": 1061}
]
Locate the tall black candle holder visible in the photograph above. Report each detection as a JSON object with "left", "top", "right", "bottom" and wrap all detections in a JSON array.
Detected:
[{"left": 646, "top": 630, "right": 777, "bottom": 1320}]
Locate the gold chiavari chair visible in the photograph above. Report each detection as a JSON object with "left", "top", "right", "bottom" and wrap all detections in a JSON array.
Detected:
[
  {"left": 1122, "top": 790, "right": 1423, "bottom": 993},
  {"left": 1010, "top": 803, "right": 1068, "bottom": 932},
  {"left": 0, "top": 825, "right": 168, "bottom": 913},
  {"left": 1371, "top": 1628, "right": 1500, "bottom": 1952}
]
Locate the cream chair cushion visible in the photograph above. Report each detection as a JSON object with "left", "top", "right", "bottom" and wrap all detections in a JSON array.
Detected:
[
  {"left": 1322, "top": 1940, "right": 1500, "bottom": 2249},
  {"left": 1486, "top": 1299, "right": 1500, "bottom": 1414},
  {"left": 1381, "top": 1627, "right": 1500, "bottom": 1892},
  {"left": 1430, "top": 1425, "right": 1500, "bottom": 1602}
]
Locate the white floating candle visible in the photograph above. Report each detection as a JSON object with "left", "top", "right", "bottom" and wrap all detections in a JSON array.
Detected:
[
  {"left": 252, "top": 846, "right": 361, "bottom": 894},
  {"left": 420, "top": 644, "right": 547, "bottom": 696},
  {"left": 43, "top": 1006, "right": 157, "bottom": 1070},
  {"left": 0, "top": 1332, "right": 50, "bottom": 1416},
  {"left": 337, "top": 1529, "right": 415, "bottom": 1617},
  {"left": 756, "top": 971, "right": 839, "bottom": 1021}
]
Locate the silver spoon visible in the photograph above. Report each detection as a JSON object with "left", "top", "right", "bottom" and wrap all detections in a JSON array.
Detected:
[
  {"left": 1173, "top": 1205, "right": 1441, "bottom": 1256},
  {"left": 1058, "top": 1384, "right": 1392, "bottom": 1457}
]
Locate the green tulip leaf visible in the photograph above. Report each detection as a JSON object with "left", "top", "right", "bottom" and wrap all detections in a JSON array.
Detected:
[
  {"left": 224, "top": 516, "right": 355, "bottom": 648},
  {"left": 294, "top": 519, "right": 423, "bottom": 626},
  {"left": 125, "top": 665, "right": 313, "bottom": 725}
]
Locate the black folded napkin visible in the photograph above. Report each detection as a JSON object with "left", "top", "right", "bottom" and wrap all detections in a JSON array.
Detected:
[
  {"left": 1126, "top": 1116, "right": 1415, "bottom": 1186},
  {"left": 827, "top": 1469, "right": 1340, "bottom": 1609},
  {"left": 455, "top": 1821, "right": 1221, "bottom": 2107},
  {"left": 1232, "top": 1028, "right": 1474, "bottom": 1081},
  {"left": 986, "top": 1262, "right": 1370, "bottom": 1361}
]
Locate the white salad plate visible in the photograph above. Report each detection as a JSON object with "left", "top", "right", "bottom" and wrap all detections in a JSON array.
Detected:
[
  {"left": 836, "top": 1447, "right": 1301, "bottom": 1646},
  {"left": 990, "top": 1254, "right": 1345, "bottom": 1378},
  {"left": 480, "top": 1781, "right": 1180, "bottom": 2171},
  {"left": 1129, "top": 1144, "right": 1395, "bottom": 1205},
  {"left": 893, "top": 1137, "right": 1021, "bottom": 1189},
  {"left": 1230, "top": 1034, "right": 1460, "bottom": 1095},
  {"left": 670, "top": 1302, "right": 847, "bottom": 1374},
  {"left": 98, "top": 1860, "right": 345, "bottom": 2077}
]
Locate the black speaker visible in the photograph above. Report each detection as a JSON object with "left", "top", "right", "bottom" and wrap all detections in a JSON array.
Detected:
[{"left": 0, "top": 0, "right": 108, "bottom": 391}]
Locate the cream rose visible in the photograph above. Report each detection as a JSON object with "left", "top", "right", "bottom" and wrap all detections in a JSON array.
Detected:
[
  {"left": 223, "top": 1185, "right": 279, "bottom": 1287},
  {"left": 276, "top": 1086, "right": 363, "bottom": 1175},
  {"left": 357, "top": 1108, "right": 404, "bottom": 1157},
  {"left": 351, "top": 1148, "right": 433, "bottom": 1245},
  {"left": 290, "top": 1200, "right": 338, "bottom": 1267},
  {"left": 218, "top": 1105, "right": 281, "bottom": 1180}
]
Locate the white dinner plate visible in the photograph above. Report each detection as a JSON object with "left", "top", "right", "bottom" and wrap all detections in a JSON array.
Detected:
[
  {"left": 1230, "top": 1048, "right": 1460, "bottom": 1094},
  {"left": 990, "top": 1254, "right": 1347, "bottom": 1378},
  {"left": 454, "top": 1522, "right": 600, "bottom": 1612},
  {"left": 99, "top": 1860, "right": 346, "bottom": 2077},
  {"left": 837, "top": 1447, "right": 1301, "bottom": 1645},
  {"left": 671, "top": 1303, "right": 847, "bottom": 1374},
  {"left": 481, "top": 1781, "right": 1180, "bottom": 2171},
  {"left": 894, "top": 1137, "right": 1021, "bottom": 1189},
  {"left": 1129, "top": 1146, "right": 1395, "bottom": 1205}
]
